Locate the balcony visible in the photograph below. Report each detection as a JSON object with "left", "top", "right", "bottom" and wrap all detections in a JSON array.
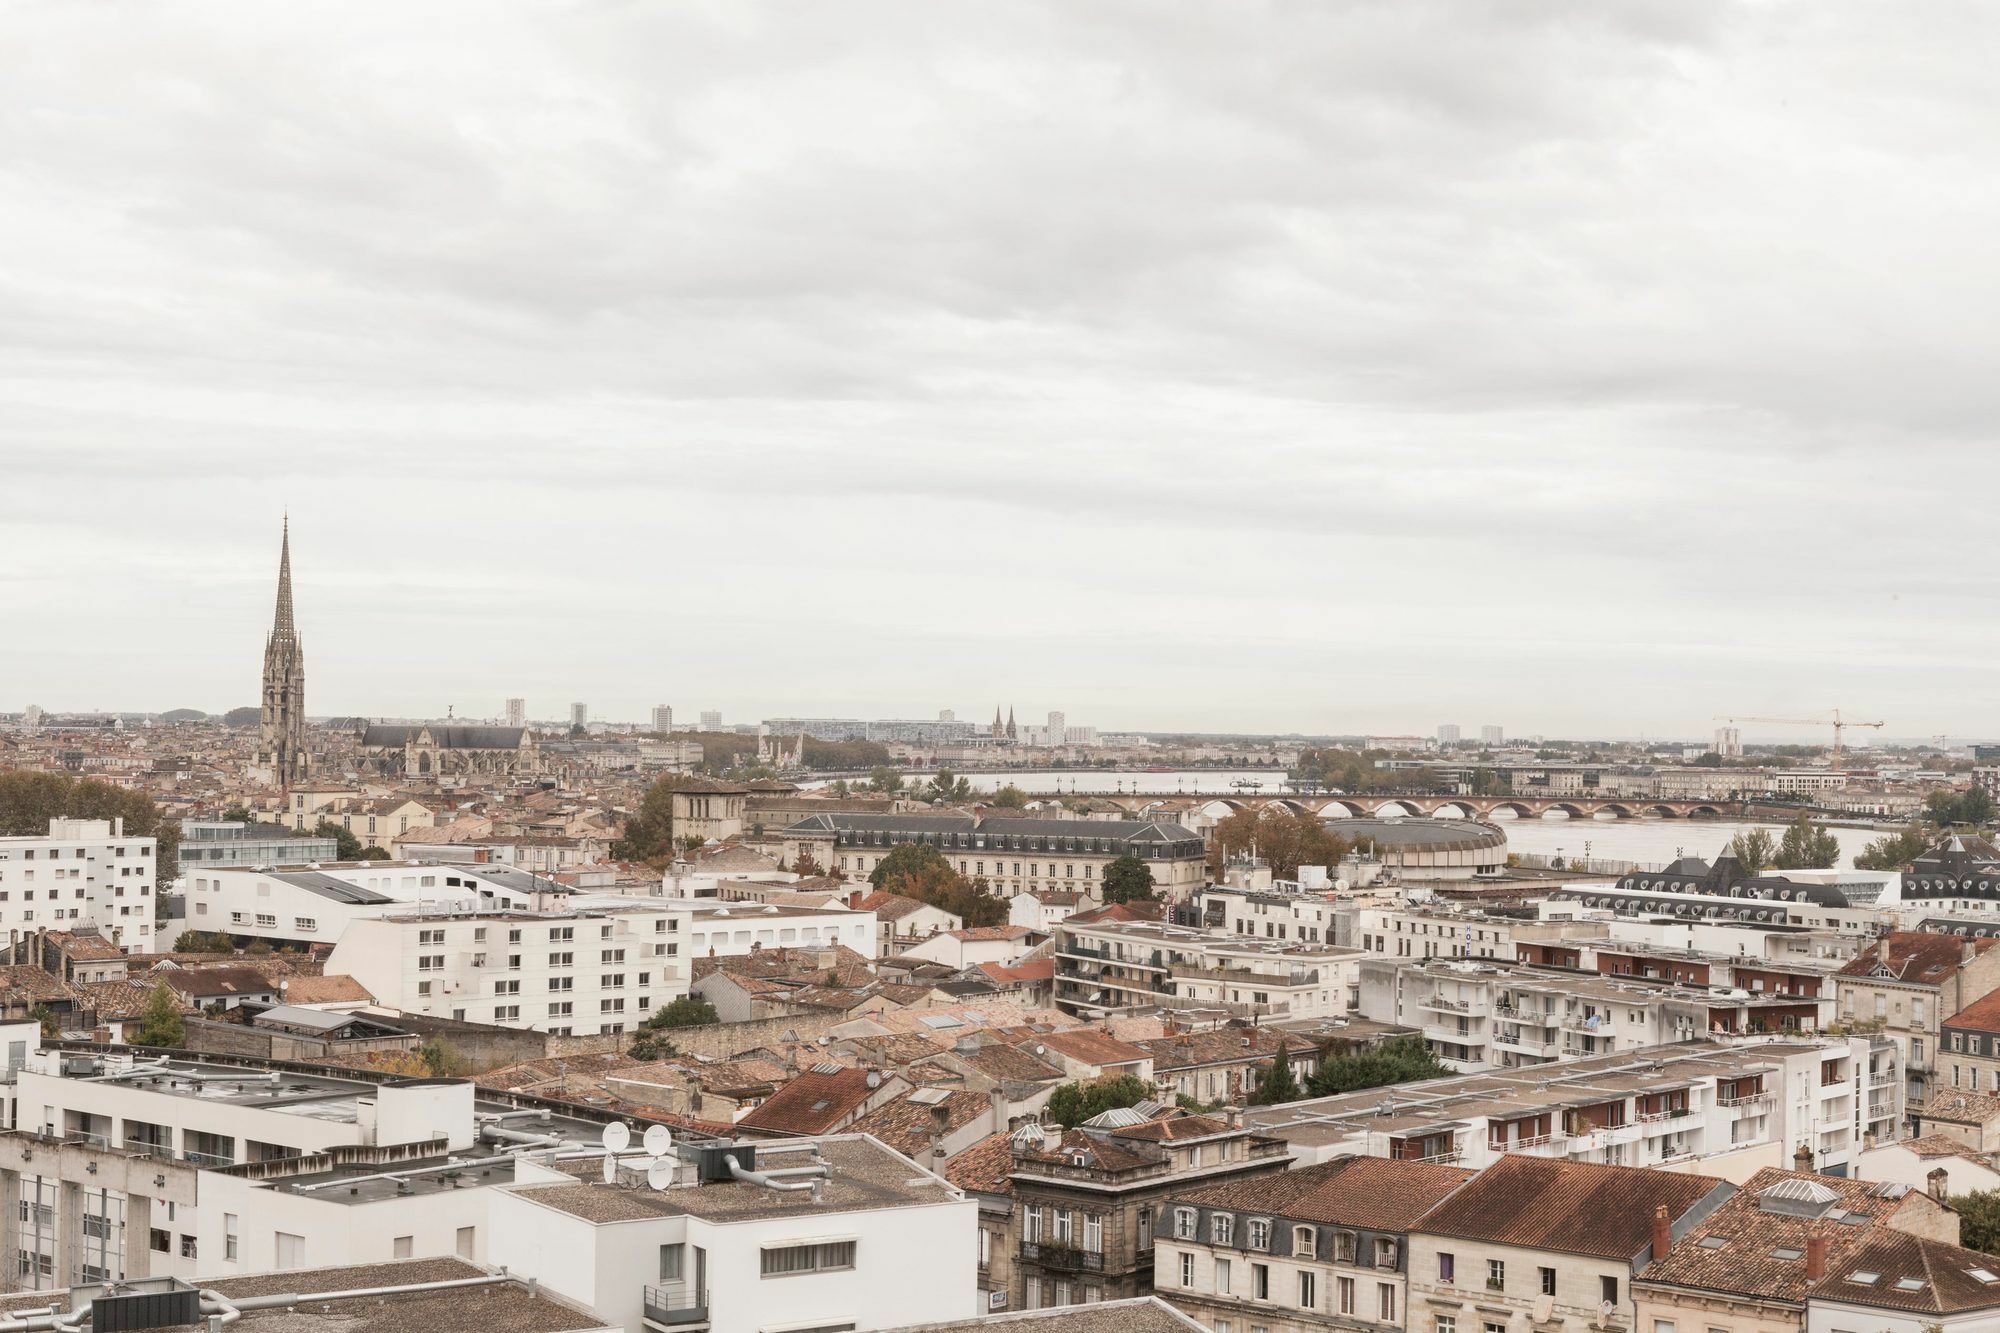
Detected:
[
  {"left": 1019, "top": 1242, "right": 1105, "bottom": 1272},
  {"left": 1718, "top": 1091, "right": 1772, "bottom": 1109},
  {"left": 1416, "top": 995, "right": 1488, "bottom": 1016},
  {"left": 1422, "top": 1023, "right": 1482, "bottom": 1047},
  {"left": 641, "top": 1287, "right": 708, "bottom": 1328},
  {"left": 1493, "top": 1004, "right": 1557, "bottom": 1025},
  {"left": 1493, "top": 1132, "right": 1568, "bottom": 1155},
  {"left": 1492, "top": 1034, "right": 1558, "bottom": 1059}
]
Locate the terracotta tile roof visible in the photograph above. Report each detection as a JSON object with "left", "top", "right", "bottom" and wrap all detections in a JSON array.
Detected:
[
  {"left": 1916, "top": 1090, "right": 2000, "bottom": 1126},
  {"left": 1112, "top": 1113, "right": 1231, "bottom": 1142},
  {"left": 279, "top": 974, "right": 375, "bottom": 1005},
  {"left": 1820, "top": 1230, "right": 2000, "bottom": 1314},
  {"left": 1946, "top": 985, "right": 2000, "bottom": 1034},
  {"left": 947, "top": 925, "right": 1036, "bottom": 942},
  {"left": 1173, "top": 1155, "right": 1474, "bottom": 1232},
  {"left": 1903, "top": 1133, "right": 1985, "bottom": 1160},
  {"left": 1640, "top": 1167, "right": 1916, "bottom": 1304},
  {"left": 43, "top": 932, "right": 125, "bottom": 962},
  {"left": 849, "top": 1089, "right": 992, "bottom": 1157},
  {"left": 0, "top": 966, "right": 76, "bottom": 1006},
  {"left": 1016, "top": 1127, "right": 1157, "bottom": 1173},
  {"left": 735, "top": 1066, "right": 886, "bottom": 1136},
  {"left": 954, "top": 1043, "right": 1066, "bottom": 1084},
  {"left": 943, "top": 1131, "right": 1016, "bottom": 1194},
  {"left": 978, "top": 959, "right": 1055, "bottom": 986},
  {"left": 1018, "top": 1027, "right": 1152, "bottom": 1069},
  {"left": 78, "top": 980, "right": 188, "bottom": 1021},
  {"left": 1139, "top": 1027, "right": 1316, "bottom": 1070},
  {"left": 162, "top": 967, "right": 277, "bottom": 999},
  {"left": 854, "top": 891, "right": 938, "bottom": 923},
  {"left": 1837, "top": 932, "right": 1997, "bottom": 984},
  {"left": 1416, "top": 1155, "right": 1726, "bottom": 1261},
  {"left": 692, "top": 944, "right": 875, "bottom": 988}
]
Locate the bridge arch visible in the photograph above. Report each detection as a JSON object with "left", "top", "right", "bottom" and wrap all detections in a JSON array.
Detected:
[
  {"left": 1314, "top": 800, "right": 1363, "bottom": 818},
  {"left": 1427, "top": 802, "right": 1470, "bottom": 820},
  {"left": 1686, "top": 804, "right": 1724, "bottom": 819},
  {"left": 1639, "top": 804, "right": 1680, "bottom": 819},
  {"left": 1369, "top": 800, "right": 1417, "bottom": 818},
  {"left": 1483, "top": 802, "right": 1533, "bottom": 819},
  {"left": 1597, "top": 803, "right": 1637, "bottom": 819}
]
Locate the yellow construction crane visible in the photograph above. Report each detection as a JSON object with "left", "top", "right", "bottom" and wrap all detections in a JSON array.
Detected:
[{"left": 1713, "top": 709, "right": 1885, "bottom": 771}]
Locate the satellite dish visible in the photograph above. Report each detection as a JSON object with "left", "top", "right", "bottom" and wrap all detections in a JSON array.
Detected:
[
  {"left": 643, "top": 1125, "right": 672, "bottom": 1156},
  {"left": 647, "top": 1157, "right": 674, "bottom": 1191},
  {"left": 601, "top": 1122, "right": 631, "bottom": 1153},
  {"left": 600, "top": 1153, "right": 618, "bottom": 1184}
]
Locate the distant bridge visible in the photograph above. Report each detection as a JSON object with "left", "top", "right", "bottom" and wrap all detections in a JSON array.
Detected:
[{"left": 1056, "top": 792, "right": 1747, "bottom": 821}]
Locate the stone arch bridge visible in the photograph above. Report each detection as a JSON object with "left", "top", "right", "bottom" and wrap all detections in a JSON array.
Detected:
[{"left": 1072, "top": 792, "right": 1741, "bottom": 821}]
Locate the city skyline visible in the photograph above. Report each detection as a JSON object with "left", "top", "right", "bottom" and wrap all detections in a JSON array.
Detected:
[{"left": 9, "top": 5, "right": 2000, "bottom": 733}]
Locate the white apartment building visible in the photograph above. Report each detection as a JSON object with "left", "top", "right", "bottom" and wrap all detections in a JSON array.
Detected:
[
  {"left": 1201, "top": 888, "right": 1344, "bottom": 947},
  {"left": 506, "top": 697, "right": 527, "bottom": 727},
  {"left": 0, "top": 818, "right": 157, "bottom": 953},
  {"left": 326, "top": 907, "right": 689, "bottom": 1036},
  {"left": 1359, "top": 958, "right": 1835, "bottom": 1071},
  {"left": 182, "top": 862, "right": 569, "bottom": 947},
  {"left": 1347, "top": 900, "right": 1607, "bottom": 964},
  {"left": 321, "top": 898, "right": 874, "bottom": 1035},
  {"left": 0, "top": 1045, "right": 641, "bottom": 1292},
  {"left": 1054, "top": 919, "right": 1363, "bottom": 1020},
  {"left": 1773, "top": 769, "right": 1852, "bottom": 795},
  {"left": 1239, "top": 1037, "right": 1901, "bottom": 1180},
  {"left": 651, "top": 705, "right": 673, "bottom": 732},
  {"left": 488, "top": 1134, "right": 979, "bottom": 1333}
]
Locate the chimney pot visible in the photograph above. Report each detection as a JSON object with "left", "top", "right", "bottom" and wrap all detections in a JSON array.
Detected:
[
  {"left": 1929, "top": 1166, "right": 1950, "bottom": 1202},
  {"left": 1651, "top": 1204, "right": 1671, "bottom": 1263},
  {"left": 1805, "top": 1228, "right": 1828, "bottom": 1281}
]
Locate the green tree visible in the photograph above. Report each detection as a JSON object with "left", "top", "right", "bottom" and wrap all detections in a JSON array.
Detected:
[
  {"left": 1954, "top": 1190, "right": 2000, "bottom": 1254},
  {"left": 313, "top": 819, "right": 364, "bottom": 861},
  {"left": 222, "top": 706, "right": 261, "bottom": 727},
  {"left": 1774, "top": 815, "right": 1841, "bottom": 870},
  {"left": 419, "top": 1039, "right": 471, "bottom": 1078},
  {"left": 925, "top": 770, "right": 972, "bottom": 803},
  {"left": 356, "top": 845, "right": 391, "bottom": 860},
  {"left": 866, "top": 767, "right": 905, "bottom": 794},
  {"left": 829, "top": 779, "right": 851, "bottom": 797},
  {"left": 1211, "top": 808, "right": 1350, "bottom": 879},
  {"left": 1252, "top": 1053, "right": 1302, "bottom": 1105},
  {"left": 29, "top": 1004, "right": 57, "bottom": 1040},
  {"left": 1305, "top": 1037, "right": 1450, "bottom": 1098},
  {"left": 0, "top": 773, "right": 180, "bottom": 884},
  {"left": 1727, "top": 827, "right": 1777, "bottom": 876},
  {"left": 651, "top": 996, "right": 719, "bottom": 1029},
  {"left": 1100, "top": 854, "right": 1156, "bottom": 905},
  {"left": 869, "top": 842, "right": 951, "bottom": 890},
  {"left": 988, "top": 785, "right": 1029, "bottom": 809},
  {"left": 628, "top": 995, "right": 718, "bottom": 1059},
  {"left": 176, "top": 930, "right": 236, "bottom": 953},
  {"left": 130, "top": 984, "right": 186, "bottom": 1048},
  {"left": 1857, "top": 823, "right": 1932, "bottom": 871},
  {"left": 1045, "top": 1074, "right": 1153, "bottom": 1128},
  {"left": 1928, "top": 787, "right": 1997, "bottom": 829},
  {"left": 612, "top": 776, "right": 683, "bottom": 866},
  {"left": 221, "top": 805, "right": 254, "bottom": 823}
]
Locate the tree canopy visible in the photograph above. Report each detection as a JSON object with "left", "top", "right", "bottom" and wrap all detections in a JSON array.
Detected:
[
  {"left": 1727, "top": 827, "right": 1776, "bottom": 876},
  {"left": 1211, "top": 807, "right": 1349, "bottom": 878},
  {"left": 628, "top": 995, "right": 718, "bottom": 1059},
  {"left": 612, "top": 775, "right": 683, "bottom": 865},
  {"left": 1305, "top": 1036, "right": 1449, "bottom": 1098},
  {"left": 1774, "top": 815, "right": 1841, "bottom": 870},
  {"left": 925, "top": 770, "right": 972, "bottom": 803},
  {"left": 1101, "top": 854, "right": 1156, "bottom": 904},
  {"left": 1954, "top": 1190, "right": 2000, "bottom": 1255},
  {"left": 1929, "top": 787, "right": 1997, "bottom": 829},
  {"left": 1045, "top": 1074, "right": 1152, "bottom": 1127},
  {"left": 1251, "top": 1052, "right": 1302, "bottom": 1105},
  {"left": 130, "top": 983, "right": 187, "bottom": 1048},
  {"left": 0, "top": 772, "right": 179, "bottom": 883},
  {"left": 988, "top": 785, "right": 1028, "bottom": 809},
  {"left": 1856, "top": 823, "right": 1932, "bottom": 871},
  {"left": 868, "top": 841, "right": 1007, "bottom": 926},
  {"left": 314, "top": 819, "right": 364, "bottom": 861}
]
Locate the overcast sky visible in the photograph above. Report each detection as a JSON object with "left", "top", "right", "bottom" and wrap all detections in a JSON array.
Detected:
[{"left": 4, "top": 2, "right": 1996, "bottom": 738}]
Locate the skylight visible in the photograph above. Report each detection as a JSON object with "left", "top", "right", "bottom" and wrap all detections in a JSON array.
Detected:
[
  {"left": 1772, "top": 1248, "right": 1804, "bottom": 1261},
  {"left": 1969, "top": 1268, "right": 1999, "bottom": 1285},
  {"left": 1697, "top": 1237, "right": 1729, "bottom": 1250},
  {"left": 1896, "top": 1279, "right": 1928, "bottom": 1292},
  {"left": 1848, "top": 1272, "right": 1880, "bottom": 1286}
]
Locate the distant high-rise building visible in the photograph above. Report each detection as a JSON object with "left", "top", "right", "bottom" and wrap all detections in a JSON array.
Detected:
[
  {"left": 255, "top": 517, "right": 310, "bottom": 786},
  {"left": 1437, "top": 724, "right": 1461, "bottom": 745},
  {"left": 21, "top": 705, "right": 42, "bottom": 732},
  {"left": 1046, "top": 711, "right": 1067, "bottom": 746},
  {"left": 505, "top": 697, "right": 526, "bottom": 728},
  {"left": 569, "top": 702, "right": 588, "bottom": 729},
  {"left": 1480, "top": 725, "right": 1504, "bottom": 746},
  {"left": 700, "top": 709, "right": 722, "bottom": 731},
  {"left": 1713, "top": 725, "right": 1743, "bottom": 758},
  {"left": 938, "top": 709, "right": 955, "bottom": 723},
  {"left": 652, "top": 705, "right": 674, "bottom": 732}
]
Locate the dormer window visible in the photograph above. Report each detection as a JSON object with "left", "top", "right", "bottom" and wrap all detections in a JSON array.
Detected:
[
  {"left": 1175, "top": 1208, "right": 1198, "bottom": 1239},
  {"left": 1334, "top": 1231, "right": 1357, "bottom": 1262},
  {"left": 1210, "top": 1214, "right": 1234, "bottom": 1245},
  {"left": 1247, "top": 1218, "right": 1270, "bottom": 1250},
  {"left": 1293, "top": 1225, "right": 1317, "bottom": 1258}
]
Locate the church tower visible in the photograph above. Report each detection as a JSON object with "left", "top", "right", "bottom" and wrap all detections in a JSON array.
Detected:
[{"left": 256, "top": 517, "right": 309, "bottom": 786}]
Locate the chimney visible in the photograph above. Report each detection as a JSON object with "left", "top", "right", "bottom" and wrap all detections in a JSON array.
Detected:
[
  {"left": 1651, "top": 1205, "right": 1671, "bottom": 1263},
  {"left": 1929, "top": 1166, "right": 1950, "bottom": 1202},
  {"left": 1966, "top": 941, "right": 1979, "bottom": 966},
  {"left": 1805, "top": 1228, "right": 1828, "bottom": 1282},
  {"left": 1226, "top": 1105, "right": 1243, "bottom": 1129},
  {"left": 1794, "top": 1142, "right": 1814, "bottom": 1173}
]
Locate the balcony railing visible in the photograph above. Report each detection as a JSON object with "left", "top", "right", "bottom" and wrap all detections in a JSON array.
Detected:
[
  {"left": 641, "top": 1287, "right": 708, "bottom": 1327},
  {"left": 1019, "top": 1242, "right": 1105, "bottom": 1272},
  {"left": 1494, "top": 1132, "right": 1567, "bottom": 1153},
  {"left": 1718, "top": 1091, "right": 1772, "bottom": 1108}
]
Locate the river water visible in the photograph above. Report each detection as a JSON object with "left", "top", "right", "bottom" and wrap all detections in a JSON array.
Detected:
[{"left": 875, "top": 768, "right": 1891, "bottom": 872}]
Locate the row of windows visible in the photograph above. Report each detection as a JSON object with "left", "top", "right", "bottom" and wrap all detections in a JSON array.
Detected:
[
  {"left": 1171, "top": 1212, "right": 1396, "bottom": 1266},
  {"left": 1169, "top": 1248, "right": 1397, "bottom": 1321}
]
